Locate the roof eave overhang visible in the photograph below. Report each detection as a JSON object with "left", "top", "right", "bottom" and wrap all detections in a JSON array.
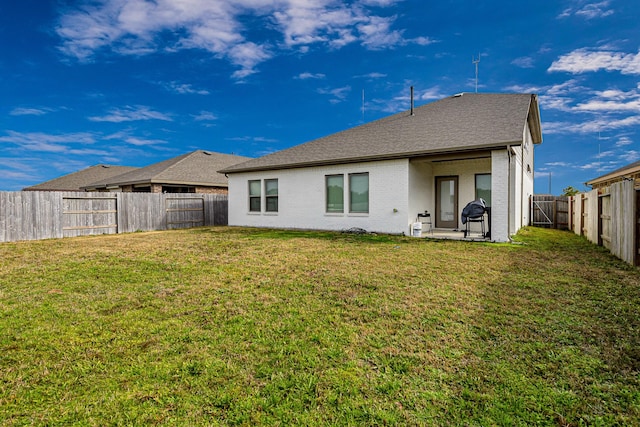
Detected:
[
  {"left": 221, "top": 142, "right": 522, "bottom": 174},
  {"left": 156, "top": 179, "right": 228, "bottom": 188},
  {"left": 84, "top": 179, "right": 227, "bottom": 189},
  {"left": 586, "top": 165, "right": 640, "bottom": 186},
  {"left": 528, "top": 94, "right": 543, "bottom": 145}
]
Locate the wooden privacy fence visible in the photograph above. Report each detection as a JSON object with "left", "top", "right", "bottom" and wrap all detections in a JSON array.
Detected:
[
  {"left": 0, "top": 191, "right": 228, "bottom": 243},
  {"left": 530, "top": 195, "right": 569, "bottom": 229},
  {"left": 567, "top": 180, "right": 638, "bottom": 266}
]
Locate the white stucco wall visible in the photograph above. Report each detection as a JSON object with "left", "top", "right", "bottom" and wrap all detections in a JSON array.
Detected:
[{"left": 227, "top": 159, "right": 411, "bottom": 234}]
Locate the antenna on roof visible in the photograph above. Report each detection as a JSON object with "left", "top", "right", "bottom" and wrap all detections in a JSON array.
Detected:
[
  {"left": 362, "top": 89, "right": 365, "bottom": 122},
  {"left": 597, "top": 131, "right": 602, "bottom": 172},
  {"left": 410, "top": 86, "right": 415, "bottom": 116},
  {"left": 472, "top": 53, "right": 480, "bottom": 93}
]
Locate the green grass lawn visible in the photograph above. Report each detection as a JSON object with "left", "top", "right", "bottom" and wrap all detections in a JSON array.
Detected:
[{"left": 0, "top": 226, "right": 638, "bottom": 426}]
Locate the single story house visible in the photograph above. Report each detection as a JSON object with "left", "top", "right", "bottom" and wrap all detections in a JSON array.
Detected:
[
  {"left": 220, "top": 93, "right": 543, "bottom": 242},
  {"left": 84, "top": 150, "right": 250, "bottom": 194},
  {"left": 23, "top": 165, "right": 139, "bottom": 191},
  {"left": 586, "top": 159, "right": 640, "bottom": 190}
]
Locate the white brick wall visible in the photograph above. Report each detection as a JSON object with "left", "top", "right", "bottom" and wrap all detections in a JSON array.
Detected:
[
  {"left": 228, "top": 159, "right": 411, "bottom": 234},
  {"left": 491, "top": 150, "right": 510, "bottom": 242},
  {"left": 228, "top": 147, "right": 532, "bottom": 243}
]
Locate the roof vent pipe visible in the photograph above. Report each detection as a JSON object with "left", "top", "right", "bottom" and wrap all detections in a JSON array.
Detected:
[{"left": 410, "top": 86, "right": 414, "bottom": 116}]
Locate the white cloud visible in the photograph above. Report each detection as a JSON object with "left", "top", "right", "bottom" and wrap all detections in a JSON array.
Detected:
[
  {"left": 511, "top": 56, "right": 534, "bottom": 68},
  {"left": 163, "top": 81, "right": 210, "bottom": 95},
  {"left": 557, "top": 1, "right": 614, "bottom": 19},
  {"left": 620, "top": 150, "right": 640, "bottom": 162},
  {"left": 355, "top": 72, "right": 387, "bottom": 79},
  {"left": 226, "top": 136, "right": 278, "bottom": 143},
  {"left": 56, "top": 0, "right": 429, "bottom": 79},
  {"left": 317, "top": 85, "right": 352, "bottom": 102},
  {"left": 532, "top": 79, "right": 640, "bottom": 137},
  {"left": 574, "top": 98, "right": 640, "bottom": 113},
  {"left": 0, "top": 131, "right": 96, "bottom": 153},
  {"left": 419, "top": 86, "right": 446, "bottom": 101},
  {"left": 357, "top": 15, "right": 403, "bottom": 50},
  {"left": 10, "top": 107, "right": 53, "bottom": 116},
  {"left": 546, "top": 161, "right": 572, "bottom": 167},
  {"left": 558, "top": 1, "right": 614, "bottom": 20},
  {"left": 296, "top": 72, "right": 326, "bottom": 80},
  {"left": 193, "top": 111, "right": 218, "bottom": 121},
  {"left": 359, "top": 0, "right": 403, "bottom": 6},
  {"left": 228, "top": 42, "right": 272, "bottom": 80},
  {"left": 595, "top": 149, "right": 616, "bottom": 158},
  {"left": 615, "top": 136, "right": 633, "bottom": 147},
  {"left": 68, "top": 148, "right": 111, "bottom": 156},
  {"left": 544, "top": 116, "right": 640, "bottom": 134},
  {"left": 578, "top": 160, "right": 619, "bottom": 171},
  {"left": 0, "top": 170, "right": 35, "bottom": 181},
  {"left": 548, "top": 48, "right": 640, "bottom": 75},
  {"left": 124, "top": 136, "right": 167, "bottom": 146},
  {"left": 88, "top": 105, "right": 173, "bottom": 122},
  {"left": 102, "top": 129, "right": 168, "bottom": 146},
  {"left": 0, "top": 130, "right": 95, "bottom": 145},
  {"left": 411, "top": 36, "right": 436, "bottom": 46}
]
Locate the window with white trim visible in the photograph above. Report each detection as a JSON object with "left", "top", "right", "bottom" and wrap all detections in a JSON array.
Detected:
[
  {"left": 326, "top": 174, "right": 344, "bottom": 213},
  {"left": 265, "top": 179, "right": 278, "bottom": 212},
  {"left": 249, "top": 180, "right": 261, "bottom": 212},
  {"left": 349, "top": 173, "right": 369, "bottom": 213}
]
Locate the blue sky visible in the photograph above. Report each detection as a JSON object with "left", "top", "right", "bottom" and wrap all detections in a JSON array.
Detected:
[{"left": 1, "top": 0, "right": 639, "bottom": 194}]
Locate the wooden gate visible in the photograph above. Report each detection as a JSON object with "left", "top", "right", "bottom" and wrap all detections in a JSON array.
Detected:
[
  {"left": 598, "top": 192, "right": 611, "bottom": 249},
  {"left": 62, "top": 195, "right": 117, "bottom": 237},
  {"left": 165, "top": 197, "right": 205, "bottom": 229},
  {"left": 530, "top": 195, "right": 569, "bottom": 229}
]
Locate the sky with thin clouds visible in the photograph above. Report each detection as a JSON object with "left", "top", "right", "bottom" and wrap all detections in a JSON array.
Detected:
[{"left": 1, "top": 0, "right": 639, "bottom": 193}]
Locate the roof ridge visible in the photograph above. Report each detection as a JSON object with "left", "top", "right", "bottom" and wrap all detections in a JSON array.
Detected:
[{"left": 157, "top": 150, "right": 199, "bottom": 179}]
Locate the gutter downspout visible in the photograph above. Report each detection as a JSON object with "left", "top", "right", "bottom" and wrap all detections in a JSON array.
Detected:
[
  {"left": 520, "top": 144, "right": 525, "bottom": 230},
  {"left": 507, "top": 145, "right": 513, "bottom": 241}
]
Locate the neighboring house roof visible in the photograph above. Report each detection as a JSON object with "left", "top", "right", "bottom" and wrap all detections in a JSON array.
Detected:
[
  {"left": 83, "top": 150, "right": 251, "bottom": 190},
  {"left": 586, "top": 159, "right": 640, "bottom": 187},
  {"left": 23, "top": 165, "right": 139, "bottom": 191},
  {"left": 221, "top": 93, "right": 542, "bottom": 174}
]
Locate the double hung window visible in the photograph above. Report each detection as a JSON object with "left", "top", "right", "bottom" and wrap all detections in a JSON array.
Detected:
[
  {"left": 265, "top": 179, "right": 278, "bottom": 212},
  {"left": 249, "top": 180, "right": 261, "bottom": 212},
  {"left": 349, "top": 173, "right": 369, "bottom": 213},
  {"left": 326, "top": 175, "right": 344, "bottom": 213}
]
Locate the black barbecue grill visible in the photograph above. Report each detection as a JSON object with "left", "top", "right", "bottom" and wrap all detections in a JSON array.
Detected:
[{"left": 461, "top": 199, "right": 489, "bottom": 238}]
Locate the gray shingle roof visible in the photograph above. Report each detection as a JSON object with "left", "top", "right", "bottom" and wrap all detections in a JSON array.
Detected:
[
  {"left": 84, "top": 150, "right": 251, "bottom": 189},
  {"left": 221, "top": 93, "right": 542, "bottom": 174},
  {"left": 23, "top": 165, "right": 139, "bottom": 191}
]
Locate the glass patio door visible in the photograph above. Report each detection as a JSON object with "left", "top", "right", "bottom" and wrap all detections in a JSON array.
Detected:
[{"left": 436, "top": 176, "right": 458, "bottom": 228}]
